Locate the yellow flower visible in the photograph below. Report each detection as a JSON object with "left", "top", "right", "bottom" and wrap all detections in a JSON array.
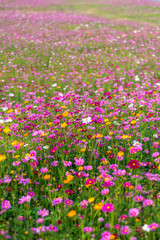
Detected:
[
  {"left": 88, "top": 197, "right": 95, "bottom": 203},
  {"left": 158, "top": 165, "right": 160, "bottom": 171},
  {"left": 0, "top": 154, "right": 6, "bottom": 162},
  {"left": 11, "top": 140, "right": 19, "bottom": 146},
  {"left": 3, "top": 127, "right": 11, "bottom": 133},
  {"left": 117, "top": 151, "right": 124, "bottom": 157},
  {"left": 61, "top": 122, "right": 67, "bottom": 128},
  {"left": 96, "top": 134, "right": 103, "bottom": 138},
  {"left": 78, "top": 166, "right": 83, "bottom": 171},
  {"left": 122, "top": 135, "right": 131, "bottom": 139},
  {"left": 68, "top": 210, "right": 76, "bottom": 217},
  {"left": 131, "top": 120, "right": 136, "bottom": 125},
  {"left": 7, "top": 109, "right": 13, "bottom": 113},
  {"left": 80, "top": 148, "right": 86, "bottom": 152},
  {"left": 43, "top": 174, "right": 51, "bottom": 180}
]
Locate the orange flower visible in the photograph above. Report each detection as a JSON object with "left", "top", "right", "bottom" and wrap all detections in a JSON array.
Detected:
[
  {"left": 68, "top": 210, "right": 76, "bottom": 217},
  {"left": 94, "top": 202, "right": 103, "bottom": 210}
]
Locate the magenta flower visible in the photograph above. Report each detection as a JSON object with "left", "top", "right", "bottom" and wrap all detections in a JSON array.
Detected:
[
  {"left": 48, "top": 225, "right": 58, "bottom": 232},
  {"left": 85, "top": 178, "right": 95, "bottom": 185},
  {"left": 143, "top": 199, "right": 153, "bottom": 207},
  {"left": 64, "top": 199, "right": 73, "bottom": 205},
  {"left": 101, "top": 203, "right": 114, "bottom": 213},
  {"left": 1, "top": 200, "right": 11, "bottom": 210},
  {"left": 120, "top": 225, "right": 131, "bottom": 235},
  {"left": 128, "top": 208, "right": 140, "bottom": 217},
  {"left": 148, "top": 223, "right": 159, "bottom": 231},
  {"left": 74, "top": 157, "right": 84, "bottom": 166},
  {"left": 17, "top": 216, "right": 25, "bottom": 221},
  {"left": 83, "top": 227, "right": 94, "bottom": 233},
  {"left": 134, "top": 195, "right": 145, "bottom": 202}
]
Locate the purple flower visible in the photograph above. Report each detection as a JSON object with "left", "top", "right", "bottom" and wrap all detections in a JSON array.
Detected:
[
  {"left": 104, "top": 223, "right": 110, "bottom": 229},
  {"left": 128, "top": 208, "right": 140, "bottom": 217},
  {"left": 1, "top": 200, "right": 11, "bottom": 210},
  {"left": 120, "top": 225, "right": 131, "bottom": 235},
  {"left": 37, "top": 209, "right": 49, "bottom": 217},
  {"left": 19, "top": 178, "right": 30, "bottom": 185}
]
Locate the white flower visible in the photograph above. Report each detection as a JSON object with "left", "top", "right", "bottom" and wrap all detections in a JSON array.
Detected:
[
  {"left": 51, "top": 83, "right": 57, "bottom": 87},
  {"left": 1, "top": 107, "right": 8, "bottom": 111},
  {"left": 0, "top": 119, "right": 4, "bottom": 124},
  {"left": 43, "top": 145, "right": 49, "bottom": 149},
  {"left": 128, "top": 104, "right": 133, "bottom": 108},
  {"left": 82, "top": 117, "right": 92, "bottom": 124},
  {"left": 142, "top": 224, "right": 150, "bottom": 232},
  {"left": 156, "top": 82, "right": 160, "bottom": 86},
  {"left": 153, "top": 134, "right": 158, "bottom": 138},
  {"left": 135, "top": 75, "right": 140, "bottom": 81},
  {"left": 108, "top": 146, "right": 112, "bottom": 150}
]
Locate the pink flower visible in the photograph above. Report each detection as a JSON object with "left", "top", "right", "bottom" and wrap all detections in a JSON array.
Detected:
[
  {"left": 37, "top": 209, "right": 49, "bottom": 217},
  {"left": 18, "top": 195, "right": 31, "bottom": 204},
  {"left": 128, "top": 208, "right": 140, "bottom": 217},
  {"left": 1, "top": 200, "right": 11, "bottom": 210},
  {"left": 101, "top": 231, "right": 111, "bottom": 240},
  {"left": 101, "top": 203, "right": 114, "bottom": 213},
  {"left": 74, "top": 157, "right": 84, "bottom": 166},
  {"left": 83, "top": 227, "right": 94, "bottom": 233},
  {"left": 120, "top": 225, "right": 131, "bottom": 235},
  {"left": 143, "top": 199, "right": 153, "bottom": 207},
  {"left": 101, "top": 189, "right": 109, "bottom": 195}
]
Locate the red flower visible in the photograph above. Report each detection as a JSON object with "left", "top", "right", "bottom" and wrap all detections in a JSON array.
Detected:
[{"left": 128, "top": 160, "right": 139, "bottom": 169}]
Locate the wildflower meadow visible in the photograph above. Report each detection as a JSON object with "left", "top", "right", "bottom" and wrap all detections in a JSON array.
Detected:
[{"left": 0, "top": 0, "right": 160, "bottom": 239}]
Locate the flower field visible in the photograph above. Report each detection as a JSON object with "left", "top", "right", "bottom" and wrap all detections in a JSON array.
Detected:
[{"left": 0, "top": 0, "right": 160, "bottom": 239}]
